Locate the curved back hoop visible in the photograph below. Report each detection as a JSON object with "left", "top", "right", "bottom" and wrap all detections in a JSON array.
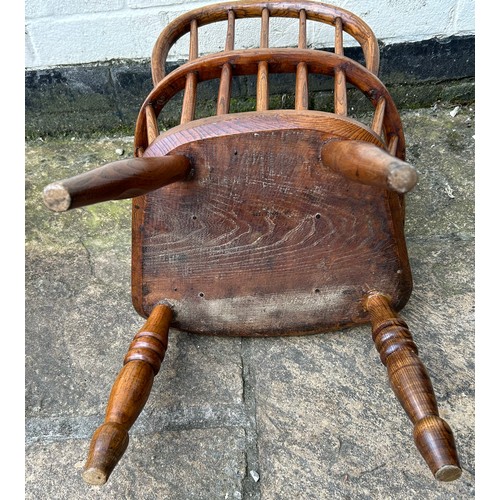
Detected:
[
  {"left": 151, "top": 0, "right": 380, "bottom": 86},
  {"left": 135, "top": 50, "right": 405, "bottom": 159}
]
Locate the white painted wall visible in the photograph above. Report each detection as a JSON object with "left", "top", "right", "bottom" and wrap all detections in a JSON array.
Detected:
[{"left": 25, "top": 0, "right": 475, "bottom": 70}]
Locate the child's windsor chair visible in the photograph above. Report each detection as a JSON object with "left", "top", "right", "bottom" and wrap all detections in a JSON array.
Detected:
[{"left": 42, "top": 0, "right": 461, "bottom": 485}]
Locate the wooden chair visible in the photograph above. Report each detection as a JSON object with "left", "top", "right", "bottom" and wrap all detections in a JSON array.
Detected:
[{"left": 42, "top": 0, "right": 461, "bottom": 485}]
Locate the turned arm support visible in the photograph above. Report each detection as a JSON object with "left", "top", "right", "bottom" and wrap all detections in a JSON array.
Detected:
[
  {"left": 42, "top": 155, "right": 191, "bottom": 212},
  {"left": 321, "top": 140, "right": 417, "bottom": 194}
]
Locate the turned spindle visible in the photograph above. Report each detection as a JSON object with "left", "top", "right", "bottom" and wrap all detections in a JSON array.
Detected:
[
  {"left": 82, "top": 304, "right": 173, "bottom": 485},
  {"left": 256, "top": 8, "right": 270, "bottom": 111},
  {"left": 364, "top": 293, "right": 461, "bottom": 482},
  {"left": 217, "top": 9, "right": 235, "bottom": 115},
  {"left": 180, "top": 19, "right": 199, "bottom": 124},
  {"left": 295, "top": 10, "right": 309, "bottom": 110}
]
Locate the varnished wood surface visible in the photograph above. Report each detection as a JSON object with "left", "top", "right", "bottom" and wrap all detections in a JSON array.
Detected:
[
  {"left": 132, "top": 110, "right": 393, "bottom": 320},
  {"left": 217, "top": 10, "right": 236, "bottom": 115},
  {"left": 145, "top": 104, "right": 160, "bottom": 145},
  {"left": 181, "top": 72, "right": 198, "bottom": 124},
  {"left": 134, "top": 49, "right": 405, "bottom": 157},
  {"left": 334, "top": 67, "right": 347, "bottom": 116},
  {"left": 321, "top": 140, "right": 417, "bottom": 193},
  {"left": 150, "top": 0, "right": 379, "bottom": 86},
  {"left": 256, "top": 8, "right": 270, "bottom": 111},
  {"left": 388, "top": 135, "right": 399, "bottom": 156},
  {"left": 145, "top": 110, "right": 386, "bottom": 161},
  {"left": 295, "top": 10, "right": 308, "bottom": 110},
  {"left": 333, "top": 17, "right": 347, "bottom": 115},
  {"left": 42, "top": 155, "right": 191, "bottom": 212},
  {"left": 82, "top": 304, "right": 173, "bottom": 485},
  {"left": 217, "top": 63, "right": 233, "bottom": 115},
  {"left": 365, "top": 293, "right": 462, "bottom": 481},
  {"left": 180, "top": 20, "right": 199, "bottom": 124},
  {"left": 131, "top": 114, "right": 412, "bottom": 334},
  {"left": 371, "top": 96, "right": 386, "bottom": 137},
  {"left": 295, "top": 62, "right": 309, "bottom": 110},
  {"left": 256, "top": 60, "right": 269, "bottom": 111},
  {"left": 334, "top": 17, "right": 344, "bottom": 56}
]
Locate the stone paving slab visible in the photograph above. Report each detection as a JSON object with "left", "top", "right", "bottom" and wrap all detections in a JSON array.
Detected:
[
  {"left": 25, "top": 104, "right": 474, "bottom": 499},
  {"left": 26, "top": 428, "right": 247, "bottom": 500}
]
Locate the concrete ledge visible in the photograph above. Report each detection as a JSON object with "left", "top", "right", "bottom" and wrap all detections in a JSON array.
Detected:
[{"left": 25, "top": 35, "right": 474, "bottom": 138}]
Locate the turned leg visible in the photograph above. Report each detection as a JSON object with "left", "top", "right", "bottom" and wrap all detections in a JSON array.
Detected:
[
  {"left": 82, "top": 304, "right": 173, "bottom": 485},
  {"left": 364, "top": 293, "right": 461, "bottom": 482}
]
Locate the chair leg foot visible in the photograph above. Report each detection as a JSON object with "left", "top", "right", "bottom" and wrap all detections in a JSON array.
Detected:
[
  {"left": 414, "top": 416, "right": 461, "bottom": 481},
  {"left": 82, "top": 304, "right": 173, "bottom": 485},
  {"left": 364, "top": 293, "right": 461, "bottom": 481},
  {"left": 83, "top": 423, "right": 129, "bottom": 485}
]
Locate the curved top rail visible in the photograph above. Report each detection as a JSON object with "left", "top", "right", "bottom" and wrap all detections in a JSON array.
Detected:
[
  {"left": 151, "top": 0, "right": 380, "bottom": 85},
  {"left": 135, "top": 49, "right": 404, "bottom": 158}
]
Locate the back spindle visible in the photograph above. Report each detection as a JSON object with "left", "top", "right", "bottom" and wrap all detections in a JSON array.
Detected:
[
  {"left": 334, "top": 17, "right": 347, "bottom": 115},
  {"left": 371, "top": 96, "right": 386, "bottom": 138},
  {"left": 217, "top": 9, "right": 235, "bottom": 115},
  {"left": 144, "top": 104, "right": 160, "bottom": 145},
  {"left": 181, "top": 19, "right": 199, "bottom": 124},
  {"left": 295, "top": 10, "right": 309, "bottom": 110},
  {"left": 256, "top": 8, "right": 270, "bottom": 111},
  {"left": 388, "top": 135, "right": 399, "bottom": 156}
]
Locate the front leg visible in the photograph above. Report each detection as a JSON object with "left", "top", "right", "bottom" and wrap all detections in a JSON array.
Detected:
[
  {"left": 82, "top": 304, "right": 172, "bottom": 485},
  {"left": 364, "top": 293, "right": 461, "bottom": 481}
]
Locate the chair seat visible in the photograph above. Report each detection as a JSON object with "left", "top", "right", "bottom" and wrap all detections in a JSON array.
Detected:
[{"left": 132, "top": 111, "right": 412, "bottom": 335}]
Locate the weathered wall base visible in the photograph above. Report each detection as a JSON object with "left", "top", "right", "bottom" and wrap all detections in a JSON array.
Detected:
[{"left": 25, "top": 35, "right": 474, "bottom": 138}]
